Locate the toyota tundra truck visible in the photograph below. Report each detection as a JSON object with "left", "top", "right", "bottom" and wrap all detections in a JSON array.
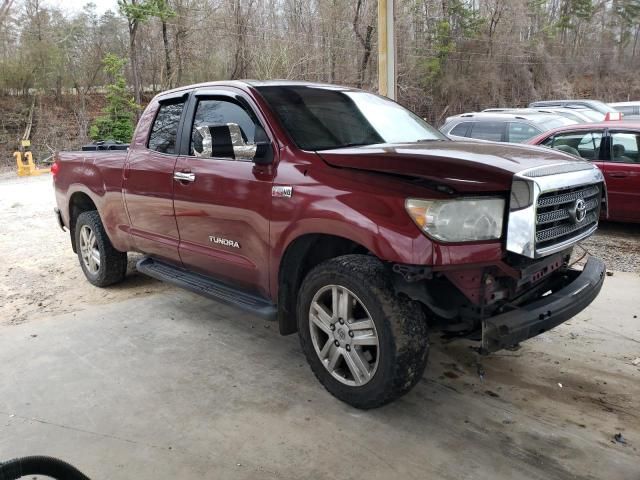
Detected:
[{"left": 52, "top": 81, "right": 606, "bottom": 408}]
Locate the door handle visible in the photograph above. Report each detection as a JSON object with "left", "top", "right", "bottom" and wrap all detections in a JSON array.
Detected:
[
  {"left": 174, "top": 171, "right": 196, "bottom": 182},
  {"left": 609, "top": 173, "right": 627, "bottom": 178}
]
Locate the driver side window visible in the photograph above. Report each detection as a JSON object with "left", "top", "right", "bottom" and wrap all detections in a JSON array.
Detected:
[{"left": 190, "top": 98, "right": 264, "bottom": 161}]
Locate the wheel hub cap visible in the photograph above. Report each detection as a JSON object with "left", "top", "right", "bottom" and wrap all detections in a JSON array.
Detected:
[{"left": 334, "top": 325, "right": 348, "bottom": 346}]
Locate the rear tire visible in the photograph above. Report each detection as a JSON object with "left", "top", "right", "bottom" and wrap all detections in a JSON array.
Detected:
[
  {"left": 75, "top": 210, "right": 127, "bottom": 287},
  {"left": 297, "top": 254, "right": 429, "bottom": 409}
]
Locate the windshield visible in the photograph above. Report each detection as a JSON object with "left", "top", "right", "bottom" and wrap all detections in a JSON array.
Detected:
[{"left": 256, "top": 85, "right": 446, "bottom": 150}]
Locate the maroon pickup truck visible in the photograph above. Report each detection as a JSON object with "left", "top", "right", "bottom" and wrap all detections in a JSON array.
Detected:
[{"left": 53, "top": 81, "right": 606, "bottom": 408}]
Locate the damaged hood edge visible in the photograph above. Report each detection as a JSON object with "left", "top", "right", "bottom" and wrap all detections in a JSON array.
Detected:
[{"left": 316, "top": 141, "right": 588, "bottom": 193}]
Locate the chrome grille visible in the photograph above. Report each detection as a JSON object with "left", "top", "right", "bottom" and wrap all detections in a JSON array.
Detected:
[{"left": 535, "top": 184, "right": 601, "bottom": 253}]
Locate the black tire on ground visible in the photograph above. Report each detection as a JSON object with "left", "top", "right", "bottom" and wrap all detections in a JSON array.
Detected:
[
  {"left": 74, "top": 210, "right": 127, "bottom": 287},
  {"left": 297, "top": 254, "right": 429, "bottom": 409}
]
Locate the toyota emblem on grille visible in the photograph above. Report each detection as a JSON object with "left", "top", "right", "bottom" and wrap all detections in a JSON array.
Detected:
[{"left": 573, "top": 198, "right": 587, "bottom": 224}]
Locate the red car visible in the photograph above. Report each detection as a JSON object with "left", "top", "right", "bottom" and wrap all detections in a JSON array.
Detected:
[{"left": 528, "top": 122, "right": 640, "bottom": 223}]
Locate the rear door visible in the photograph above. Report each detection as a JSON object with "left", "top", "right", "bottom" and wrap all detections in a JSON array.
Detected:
[
  {"left": 602, "top": 130, "right": 640, "bottom": 222},
  {"left": 469, "top": 121, "right": 506, "bottom": 142},
  {"left": 123, "top": 93, "right": 188, "bottom": 263},
  {"left": 172, "top": 89, "right": 275, "bottom": 296},
  {"left": 507, "top": 122, "right": 541, "bottom": 143}
]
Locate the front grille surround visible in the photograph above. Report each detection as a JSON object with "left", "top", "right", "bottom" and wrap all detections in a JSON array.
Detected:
[{"left": 506, "top": 164, "right": 605, "bottom": 259}]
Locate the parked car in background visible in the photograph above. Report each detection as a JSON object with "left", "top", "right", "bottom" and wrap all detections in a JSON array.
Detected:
[
  {"left": 529, "top": 99, "right": 619, "bottom": 117},
  {"left": 483, "top": 107, "right": 603, "bottom": 123},
  {"left": 441, "top": 112, "right": 577, "bottom": 143},
  {"left": 527, "top": 122, "right": 640, "bottom": 223},
  {"left": 609, "top": 102, "right": 640, "bottom": 120}
]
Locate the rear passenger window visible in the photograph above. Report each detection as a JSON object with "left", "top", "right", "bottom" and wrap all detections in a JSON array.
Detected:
[
  {"left": 449, "top": 122, "right": 471, "bottom": 137},
  {"left": 615, "top": 106, "right": 635, "bottom": 116},
  {"left": 610, "top": 132, "right": 640, "bottom": 163},
  {"left": 508, "top": 122, "right": 540, "bottom": 143},
  {"left": 148, "top": 101, "right": 185, "bottom": 154},
  {"left": 470, "top": 122, "right": 504, "bottom": 142}
]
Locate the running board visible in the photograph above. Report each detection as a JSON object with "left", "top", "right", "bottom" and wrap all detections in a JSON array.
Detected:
[{"left": 136, "top": 257, "right": 277, "bottom": 320}]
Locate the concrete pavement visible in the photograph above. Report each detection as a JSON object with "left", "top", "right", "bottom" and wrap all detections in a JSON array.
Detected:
[{"left": 1, "top": 272, "right": 638, "bottom": 479}]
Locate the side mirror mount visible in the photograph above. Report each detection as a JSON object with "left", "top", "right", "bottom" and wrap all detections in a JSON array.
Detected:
[
  {"left": 194, "top": 123, "right": 273, "bottom": 164},
  {"left": 253, "top": 141, "right": 274, "bottom": 165}
]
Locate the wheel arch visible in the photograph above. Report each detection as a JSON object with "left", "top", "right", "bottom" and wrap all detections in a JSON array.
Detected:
[
  {"left": 277, "top": 233, "right": 370, "bottom": 335},
  {"left": 68, "top": 191, "right": 98, "bottom": 253}
]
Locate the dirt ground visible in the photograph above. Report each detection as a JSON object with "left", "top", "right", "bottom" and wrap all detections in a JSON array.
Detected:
[
  {"left": 0, "top": 173, "right": 171, "bottom": 327},
  {"left": 1, "top": 174, "right": 639, "bottom": 479}
]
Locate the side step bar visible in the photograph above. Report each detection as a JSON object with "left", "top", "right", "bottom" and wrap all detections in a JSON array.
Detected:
[{"left": 136, "top": 257, "right": 277, "bottom": 321}]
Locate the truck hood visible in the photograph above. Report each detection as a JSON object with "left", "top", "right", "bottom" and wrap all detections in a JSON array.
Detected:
[{"left": 317, "top": 141, "right": 585, "bottom": 193}]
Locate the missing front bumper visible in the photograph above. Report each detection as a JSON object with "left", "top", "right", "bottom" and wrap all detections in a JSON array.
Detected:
[{"left": 481, "top": 256, "right": 606, "bottom": 353}]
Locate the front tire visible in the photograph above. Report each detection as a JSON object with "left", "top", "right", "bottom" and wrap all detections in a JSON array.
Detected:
[
  {"left": 75, "top": 211, "right": 127, "bottom": 287},
  {"left": 297, "top": 254, "right": 429, "bottom": 409}
]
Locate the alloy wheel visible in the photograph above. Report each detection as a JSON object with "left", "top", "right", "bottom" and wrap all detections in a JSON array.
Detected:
[
  {"left": 79, "top": 224, "right": 100, "bottom": 274},
  {"left": 308, "top": 285, "right": 379, "bottom": 386}
]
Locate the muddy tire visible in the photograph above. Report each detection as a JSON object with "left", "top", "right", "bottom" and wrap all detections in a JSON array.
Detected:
[
  {"left": 297, "top": 254, "right": 429, "bottom": 409},
  {"left": 75, "top": 211, "right": 127, "bottom": 287}
]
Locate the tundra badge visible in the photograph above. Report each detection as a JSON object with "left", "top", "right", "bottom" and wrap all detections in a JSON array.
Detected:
[
  {"left": 209, "top": 236, "right": 241, "bottom": 249},
  {"left": 272, "top": 186, "right": 293, "bottom": 198}
]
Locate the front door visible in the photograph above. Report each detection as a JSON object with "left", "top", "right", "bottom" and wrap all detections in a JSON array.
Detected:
[
  {"left": 123, "top": 95, "right": 188, "bottom": 263},
  {"left": 602, "top": 130, "right": 640, "bottom": 222},
  {"left": 173, "top": 92, "right": 275, "bottom": 296}
]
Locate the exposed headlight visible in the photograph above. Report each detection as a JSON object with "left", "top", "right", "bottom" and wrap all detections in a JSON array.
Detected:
[
  {"left": 510, "top": 179, "right": 534, "bottom": 211},
  {"left": 405, "top": 197, "right": 505, "bottom": 242}
]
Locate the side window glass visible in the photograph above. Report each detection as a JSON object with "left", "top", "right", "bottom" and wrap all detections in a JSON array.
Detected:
[
  {"left": 551, "top": 131, "right": 602, "bottom": 160},
  {"left": 610, "top": 132, "right": 640, "bottom": 163},
  {"left": 148, "top": 101, "right": 185, "bottom": 154},
  {"left": 615, "top": 106, "right": 634, "bottom": 116},
  {"left": 449, "top": 122, "right": 470, "bottom": 137},
  {"left": 542, "top": 135, "right": 554, "bottom": 147},
  {"left": 191, "top": 99, "right": 262, "bottom": 161},
  {"left": 508, "top": 122, "right": 540, "bottom": 143},
  {"left": 470, "top": 121, "right": 504, "bottom": 142}
]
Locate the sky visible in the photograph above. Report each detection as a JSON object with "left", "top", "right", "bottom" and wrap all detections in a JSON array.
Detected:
[{"left": 44, "top": 0, "right": 120, "bottom": 16}]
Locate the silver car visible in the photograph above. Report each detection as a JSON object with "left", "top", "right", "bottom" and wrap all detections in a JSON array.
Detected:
[
  {"left": 483, "top": 107, "right": 603, "bottom": 123},
  {"left": 440, "top": 112, "right": 578, "bottom": 143}
]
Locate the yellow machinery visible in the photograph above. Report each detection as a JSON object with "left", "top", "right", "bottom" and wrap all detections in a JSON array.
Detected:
[
  {"left": 14, "top": 151, "right": 50, "bottom": 176},
  {"left": 14, "top": 111, "right": 50, "bottom": 176}
]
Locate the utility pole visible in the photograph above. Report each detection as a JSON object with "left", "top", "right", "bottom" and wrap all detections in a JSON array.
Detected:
[{"left": 378, "top": 0, "right": 396, "bottom": 100}]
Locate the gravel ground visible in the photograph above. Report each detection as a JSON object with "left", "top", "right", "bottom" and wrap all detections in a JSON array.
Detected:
[{"left": 578, "top": 222, "right": 640, "bottom": 273}]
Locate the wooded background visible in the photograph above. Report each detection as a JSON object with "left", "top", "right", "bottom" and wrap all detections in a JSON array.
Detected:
[{"left": 1, "top": 0, "right": 639, "bottom": 164}]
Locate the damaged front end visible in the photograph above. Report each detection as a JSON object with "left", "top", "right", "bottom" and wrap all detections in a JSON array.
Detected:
[
  {"left": 392, "top": 160, "right": 608, "bottom": 353},
  {"left": 392, "top": 249, "right": 606, "bottom": 353}
]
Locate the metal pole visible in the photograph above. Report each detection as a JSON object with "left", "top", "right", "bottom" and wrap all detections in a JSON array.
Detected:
[{"left": 378, "top": 0, "right": 396, "bottom": 100}]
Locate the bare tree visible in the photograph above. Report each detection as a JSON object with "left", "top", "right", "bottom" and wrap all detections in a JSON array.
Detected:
[{"left": 353, "top": 0, "right": 374, "bottom": 89}]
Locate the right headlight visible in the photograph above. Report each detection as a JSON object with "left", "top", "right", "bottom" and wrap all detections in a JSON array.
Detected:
[{"left": 405, "top": 197, "right": 505, "bottom": 242}]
